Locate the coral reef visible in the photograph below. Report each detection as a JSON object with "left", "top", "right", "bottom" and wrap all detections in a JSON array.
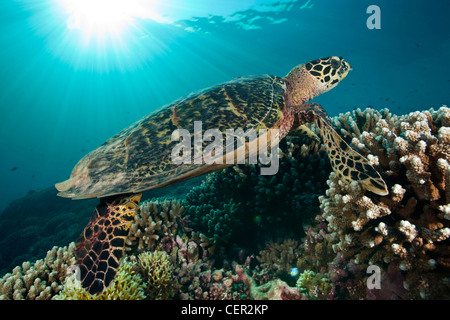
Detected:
[
  {"left": 128, "top": 199, "right": 186, "bottom": 252},
  {"left": 136, "top": 251, "right": 173, "bottom": 300},
  {"left": 54, "top": 257, "right": 146, "bottom": 300},
  {"left": 315, "top": 106, "right": 450, "bottom": 299},
  {"left": 128, "top": 199, "right": 214, "bottom": 255},
  {"left": 184, "top": 135, "right": 331, "bottom": 252},
  {"left": 0, "top": 243, "right": 76, "bottom": 300},
  {"left": 226, "top": 263, "right": 301, "bottom": 300},
  {"left": 1, "top": 107, "right": 450, "bottom": 300},
  {"left": 0, "top": 177, "right": 203, "bottom": 277},
  {"left": 295, "top": 270, "right": 331, "bottom": 299},
  {"left": 176, "top": 262, "right": 251, "bottom": 300},
  {"left": 129, "top": 199, "right": 224, "bottom": 299},
  {"left": 256, "top": 239, "right": 301, "bottom": 283},
  {"left": 0, "top": 187, "right": 95, "bottom": 276}
]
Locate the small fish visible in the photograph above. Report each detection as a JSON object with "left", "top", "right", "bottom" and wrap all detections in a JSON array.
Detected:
[
  {"left": 290, "top": 267, "right": 299, "bottom": 277},
  {"left": 10, "top": 166, "right": 19, "bottom": 171}
]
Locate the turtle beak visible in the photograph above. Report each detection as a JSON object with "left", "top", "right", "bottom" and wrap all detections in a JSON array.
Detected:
[
  {"left": 339, "top": 57, "right": 352, "bottom": 71},
  {"left": 338, "top": 58, "right": 352, "bottom": 78}
]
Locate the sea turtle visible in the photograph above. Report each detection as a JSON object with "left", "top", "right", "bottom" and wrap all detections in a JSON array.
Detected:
[{"left": 56, "top": 56, "right": 388, "bottom": 295}]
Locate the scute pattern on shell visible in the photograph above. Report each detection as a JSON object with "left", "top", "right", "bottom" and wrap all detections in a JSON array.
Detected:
[{"left": 56, "top": 75, "right": 287, "bottom": 199}]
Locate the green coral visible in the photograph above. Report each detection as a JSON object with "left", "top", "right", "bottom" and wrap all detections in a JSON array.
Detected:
[
  {"left": 295, "top": 270, "right": 330, "bottom": 299},
  {"left": 137, "top": 251, "right": 173, "bottom": 300},
  {"left": 54, "top": 258, "right": 146, "bottom": 300},
  {"left": 55, "top": 251, "right": 175, "bottom": 300},
  {"left": 184, "top": 136, "right": 331, "bottom": 252}
]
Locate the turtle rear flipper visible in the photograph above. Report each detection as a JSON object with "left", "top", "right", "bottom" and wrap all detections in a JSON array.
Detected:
[
  {"left": 314, "top": 116, "right": 389, "bottom": 196},
  {"left": 75, "top": 193, "right": 142, "bottom": 295}
]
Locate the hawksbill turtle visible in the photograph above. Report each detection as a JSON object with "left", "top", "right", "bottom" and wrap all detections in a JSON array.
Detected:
[{"left": 56, "top": 56, "right": 388, "bottom": 294}]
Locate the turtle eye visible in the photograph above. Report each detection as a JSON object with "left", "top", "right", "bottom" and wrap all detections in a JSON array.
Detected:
[{"left": 330, "top": 58, "right": 341, "bottom": 69}]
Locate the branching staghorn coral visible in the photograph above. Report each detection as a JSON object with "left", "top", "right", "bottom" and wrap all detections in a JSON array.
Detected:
[{"left": 317, "top": 106, "right": 450, "bottom": 299}]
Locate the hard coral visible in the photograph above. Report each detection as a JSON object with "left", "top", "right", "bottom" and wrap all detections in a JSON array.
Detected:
[
  {"left": 228, "top": 264, "right": 301, "bottom": 300},
  {"left": 318, "top": 106, "right": 450, "bottom": 299},
  {"left": 256, "top": 239, "right": 300, "bottom": 280},
  {"left": 128, "top": 199, "right": 188, "bottom": 252},
  {"left": 296, "top": 270, "right": 331, "bottom": 299},
  {"left": 129, "top": 199, "right": 219, "bottom": 299},
  {"left": 184, "top": 135, "right": 330, "bottom": 253},
  {"left": 0, "top": 243, "right": 76, "bottom": 300},
  {"left": 136, "top": 251, "right": 173, "bottom": 299},
  {"left": 54, "top": 258, "right": 146, "bottom": 300}
]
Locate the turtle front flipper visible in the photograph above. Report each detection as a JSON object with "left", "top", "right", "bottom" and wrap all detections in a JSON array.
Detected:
[
  {"left": 287, "top": 124, "right": 321, "bottom": 142},
  {"left": 314, "top": 115, "right": 389, "bottom": 196},
  {"left": 75, "top": 193, "right": 142, "bottom": 295}
]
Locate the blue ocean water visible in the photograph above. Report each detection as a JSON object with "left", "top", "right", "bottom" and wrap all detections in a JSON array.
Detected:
[{"left": 0, "top": 0, "right": 449, "bottom": 211}]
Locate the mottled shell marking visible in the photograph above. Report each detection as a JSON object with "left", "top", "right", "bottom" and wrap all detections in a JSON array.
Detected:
[{"left": 57, "top": 75, "right": 287, "bottom": 199}]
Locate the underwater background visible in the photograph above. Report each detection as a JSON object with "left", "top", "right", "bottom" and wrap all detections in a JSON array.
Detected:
[{"left": 0, "top": 0, "right": 449, "bottom": 300}]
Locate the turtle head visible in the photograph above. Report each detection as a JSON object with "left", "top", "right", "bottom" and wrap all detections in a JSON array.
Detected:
[{"left": 284, "top": 56, "right": 351, "bottom": 106}]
